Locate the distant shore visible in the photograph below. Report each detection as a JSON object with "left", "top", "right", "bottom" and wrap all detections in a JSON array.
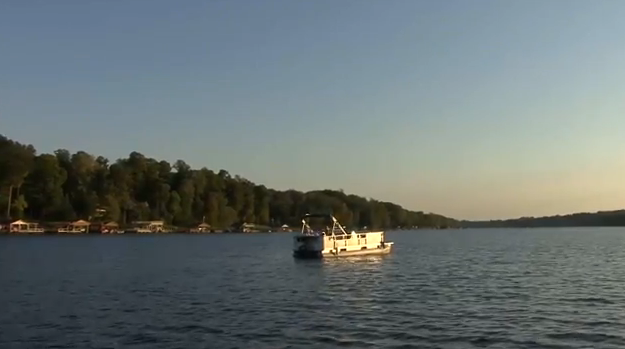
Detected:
[{"left": 461, "top": 209, "right": 625, "bottom": 228}]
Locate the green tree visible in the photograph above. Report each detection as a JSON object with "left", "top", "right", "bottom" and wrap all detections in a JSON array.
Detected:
[
  {"left": 0, "top": 136, "right": 35, "bottom": 219},
  {"left": 11, "top": 195, "right": 28, "bottom": 219},
  {"left": 254, "top": 185, "right": 270, "bottom": 226},
  {"left": 0, "top": 133, "right": 460, "bottom": 230},
  {"left": 24, "top": 154, "right": 67, "bottom": 220}
]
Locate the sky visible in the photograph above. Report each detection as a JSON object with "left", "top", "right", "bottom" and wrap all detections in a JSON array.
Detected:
[{"left": 2, "top": 0, "right": 625, "bottom": 220}]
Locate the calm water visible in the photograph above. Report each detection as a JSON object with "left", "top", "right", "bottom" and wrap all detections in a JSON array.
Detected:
[{"left": 2, "top": 228, "right": 625, "bottom": 348}]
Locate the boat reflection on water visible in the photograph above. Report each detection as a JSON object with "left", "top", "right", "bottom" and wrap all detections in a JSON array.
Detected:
[
  {"left": 323, "top": 254, "right": 387, "bottom": 265},
  {"left": 292, "top": 253, "right": 393, "bottom": 310},
  {"left": 294, "top": 253, "right": 391, "bottom": 273}
]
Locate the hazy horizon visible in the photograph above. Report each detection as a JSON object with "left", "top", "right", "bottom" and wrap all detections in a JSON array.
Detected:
[{"left": 2, "top": 0, "right": 625, "bottom": 221}]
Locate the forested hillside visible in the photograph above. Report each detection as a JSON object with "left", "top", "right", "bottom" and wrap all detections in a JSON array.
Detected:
[
  {"left": 0, "top": 135, "right": 458, "bottom": 229},
  {"left": 462, "top": 210, "right": 625, "bottom": 228}
]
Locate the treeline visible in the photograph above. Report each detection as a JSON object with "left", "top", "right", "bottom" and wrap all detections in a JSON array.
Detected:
[
  {"left": 0, "top": 134, "right": 458, "bottom": 229},
  {"left": 462, "top": 210, "right": 625, "bottom": 228}
]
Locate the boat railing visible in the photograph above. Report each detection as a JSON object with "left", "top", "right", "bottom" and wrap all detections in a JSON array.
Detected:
[{"left": 326, "top": 232, "right": 385, "bottom": 249}]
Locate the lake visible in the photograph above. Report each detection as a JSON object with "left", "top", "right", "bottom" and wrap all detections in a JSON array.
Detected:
[{"left": 1, "top": 228, "right": 625, "bottom": 348}]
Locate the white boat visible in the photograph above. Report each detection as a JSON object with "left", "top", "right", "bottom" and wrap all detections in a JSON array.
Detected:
[{"left": 293, "top": 213, "right": 393, "bottom": 258}]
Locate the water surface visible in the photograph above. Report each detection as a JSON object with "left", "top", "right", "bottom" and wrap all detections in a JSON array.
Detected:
[{"left": 1, "top": 228, "right": 625, "bottom": 348}]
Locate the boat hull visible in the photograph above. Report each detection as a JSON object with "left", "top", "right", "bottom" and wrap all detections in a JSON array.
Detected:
[
  {"left": 293, "top": 243, "right": 393, "bottom": 259},
  {"left": 325, "top": 244, "right": 393, "bottom": 257},
  {"left": 292, "top": 250, "right": 323, "bottom": 259}
]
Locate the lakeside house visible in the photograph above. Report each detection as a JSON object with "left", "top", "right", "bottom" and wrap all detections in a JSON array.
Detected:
[
  {"left": 90, "top": 221, "right": 121, "bottom": 234},
  {"left": 0, "top": 219, "right": 293, "bottom": 235},
  {"left": 9, "top": 220, "right": 44, "bottom": 234},
  {"left": 240, "top": 222, "right": 273, "bottom": 233},
  {"left": 58, "top": 220, "right": 90, "bottom": 233},
  {"left": 240, "top": 223, "right": 258, "bottom": 233},
  {"left": 128, "top": 220, "right": 166, "bottom": 233},
  {"left": 190, "top": 222, "right": 211, "bottom": 233}
]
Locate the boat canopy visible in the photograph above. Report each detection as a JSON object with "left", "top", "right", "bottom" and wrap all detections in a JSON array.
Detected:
[{"left": 300, "top": 213, "right": 347, "bottom": 236}]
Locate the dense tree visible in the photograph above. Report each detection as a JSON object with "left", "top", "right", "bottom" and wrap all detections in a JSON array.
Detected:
[
  {"left": 23, "top": 154, "right": 67, "bottom": 220},
  {"left": 0, "top": 134, "right": 458, "bottom": 229},
  {"left": 0, "top": 135, "right": 35, "bottom": 219}
]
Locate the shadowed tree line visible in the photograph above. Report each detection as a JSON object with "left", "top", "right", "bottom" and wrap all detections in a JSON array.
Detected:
[
  {"left": 0, "top": 135, "right": 458, "bottom": 229},
  {"left": 462, "top": 210, "right": 625, "bottom": 228}
]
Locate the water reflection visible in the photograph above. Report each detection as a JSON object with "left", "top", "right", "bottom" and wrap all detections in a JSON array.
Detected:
[
  {"left": 293, "top": 254, "right": 390, "bottom": 271},
  {"left": 4, "top": 231, "right": 625, "bottom": 348},
  {"left": 322, "top": 254, "right": 387, "bottom": 268}
]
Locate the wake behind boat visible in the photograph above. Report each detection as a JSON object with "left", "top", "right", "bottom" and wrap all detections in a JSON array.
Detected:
[{"left": 293, "top": 213, "right": 393, "bottom": 258}]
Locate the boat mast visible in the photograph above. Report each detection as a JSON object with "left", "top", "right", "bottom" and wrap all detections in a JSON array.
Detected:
[{"left": 330, "top": 216, "right": 348, "bottom": 235}]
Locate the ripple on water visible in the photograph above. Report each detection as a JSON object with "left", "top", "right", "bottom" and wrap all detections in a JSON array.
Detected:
[{"left": 2, "top": 230, "right": 625, "bottom": 348}]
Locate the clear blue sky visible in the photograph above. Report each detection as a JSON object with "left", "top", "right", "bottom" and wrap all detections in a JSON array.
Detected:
[{"left": 2, "top": 0, "right": 625, "bottom": 220}]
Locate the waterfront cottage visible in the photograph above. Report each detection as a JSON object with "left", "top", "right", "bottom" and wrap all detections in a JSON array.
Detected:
[
  {"left": 129, "top": 220, "right": 165, "bottom": 233},
  {"left": 240, "top": 223, "right": 258, "bottom": 233},
  {"left": 9, "top": 220, "right": 44, "bottom": 233},
  {"left": 91, "top": 221, "right": 120, "bottom": 233},
  {"left": 58, "top": 220, "right": 90, "bottom": 233},
  {"left": 240, "top": 223, "right": 272, "bottom": 233},
  {"left": 190, "top": 222, "right": 211, "bottom": 233}
]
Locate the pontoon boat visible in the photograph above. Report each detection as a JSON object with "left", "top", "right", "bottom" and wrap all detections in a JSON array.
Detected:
[{"left": 293, "top": 213, "right": 393, "bottom": 258}]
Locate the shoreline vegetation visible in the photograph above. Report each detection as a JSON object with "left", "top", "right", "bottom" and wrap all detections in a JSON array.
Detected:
[
  {"left": 0, "top": 134, "right": 458, "bottom": 234},
  {"left": 462, "top": 210, "right": 625, "bottom": 228},
  {"left": 3, "top": 134, "right": 620, "bottom": 234}
]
